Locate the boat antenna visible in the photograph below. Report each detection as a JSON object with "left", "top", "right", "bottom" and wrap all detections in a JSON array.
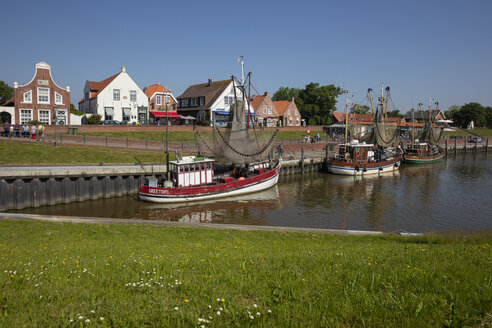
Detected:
[
  {"left": 384, "top": 86, "right": 390, "bottom": 121},
  {"left": 238, "top": 56, "right": 245, "bottom": 87},
  {"left": 341, "top": 89, "right": 353, "bottom": 152}
]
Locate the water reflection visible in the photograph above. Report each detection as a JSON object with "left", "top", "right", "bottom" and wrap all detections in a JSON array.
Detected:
[{"left": 11, "top": 154, "right": 492, "bottom": 233}]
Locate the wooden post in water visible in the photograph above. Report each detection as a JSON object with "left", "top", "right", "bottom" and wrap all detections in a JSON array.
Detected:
[
  {"left": 301, "top": 144, "right": 305, "bottom": 173},
  {"left": 464, "top": 138, "right": 467, "bottom": 153},
  {"left": 455, "top": 137, "right": 457, "bottom": 155},
  {"left": 486, "top": 138, "right": 488, "bottom": 154},
  {"left": 474, "top": 139, "right": 477, "bottom": 153},
  {"left": 445, "top": 139, "right": 448, "bottom": 155}
]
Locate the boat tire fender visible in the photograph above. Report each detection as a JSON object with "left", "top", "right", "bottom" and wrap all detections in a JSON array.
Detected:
[{"left": 355, "top": 166, "right": 359, "bottom": 172}]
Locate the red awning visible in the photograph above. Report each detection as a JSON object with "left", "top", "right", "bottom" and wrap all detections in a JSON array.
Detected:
[{"left": 150, "top": 111, "right": 181, "bottom": 118}]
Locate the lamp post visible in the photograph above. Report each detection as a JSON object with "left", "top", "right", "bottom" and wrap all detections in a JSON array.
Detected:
[
  {"left": 53, "top": 105, "right": 58, "bottom": 147},
  {"left": 165, "top": 96, "right": 170, "bottom": 181}
]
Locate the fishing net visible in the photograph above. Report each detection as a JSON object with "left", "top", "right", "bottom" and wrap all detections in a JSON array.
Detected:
[
  {"left": 349, "top": 121, "right": 398, "bottom": 147},
  {"left": 418, "top": 121, "right": 443, "bottom": 146},
  {"left": 195, "top": 100, "right": 278, "bottom": 162}
]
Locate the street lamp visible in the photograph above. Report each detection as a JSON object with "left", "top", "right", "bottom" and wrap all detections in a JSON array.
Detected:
[{"left": 52, "top": 105, "right": 57, "bottom": 147}]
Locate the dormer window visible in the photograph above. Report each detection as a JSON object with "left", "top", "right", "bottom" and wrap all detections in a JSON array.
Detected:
[
  {"left": 191, "top": 97, "right": 198, "bottom": 106},
  {"left": 23, "top": 91, "right": 32, "bottom": 103},
  {"left": 37, "top": 88, "right": 50, "bottom": 104},
  {"left": 200, "top": 97, "right": 205, "bottom": 106}
]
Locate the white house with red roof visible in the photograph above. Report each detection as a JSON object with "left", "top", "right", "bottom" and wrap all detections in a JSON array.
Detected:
[{"left": 78, "top": 66, "right": 148, "bottom": 124}]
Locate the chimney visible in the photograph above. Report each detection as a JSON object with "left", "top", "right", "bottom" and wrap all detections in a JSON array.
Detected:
[
  {"left": 291, "top": 97, "right": 295, "bottom": 102},
  {"left": 121, "top": 66, "right": 126, "bottom": 73},
  {"left": 264, "top": 91, "right": 269, "bottom": 97},
  {"left": 208, "top": 78, "right": 212, "bottom": 86}
]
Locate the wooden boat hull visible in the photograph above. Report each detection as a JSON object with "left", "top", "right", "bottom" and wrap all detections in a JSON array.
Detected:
[
  {"left": 404, "top": 152, "right": 445, "bottom": 164},
  {"left": 138, "top": 163, "right": 280, "bottom": 203},
  {"left": 326, "top": 156, "right": 401, "bottom": 176}
]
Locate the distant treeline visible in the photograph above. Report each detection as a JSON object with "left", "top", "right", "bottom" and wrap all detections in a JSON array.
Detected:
[{"left": 445, "top": 103, "right": 492, "bottom": 128}]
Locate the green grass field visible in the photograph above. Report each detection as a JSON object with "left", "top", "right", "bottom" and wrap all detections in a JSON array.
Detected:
[
  {"left": 0, "top": 141, "right": 169, "bottom": 165},
  {"left": 442, "top": 128, "right": 492, "bottom": 138},
  {"left": 0, "top": 220, "right": 490, "bottom": 327},
  {"left": 79, "top": 130, "right": 324, "bottom": 142}
]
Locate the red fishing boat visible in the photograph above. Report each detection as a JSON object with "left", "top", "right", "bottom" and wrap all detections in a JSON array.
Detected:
[{"left": 139, "top": 156, "right": 280, "bottom": 203}]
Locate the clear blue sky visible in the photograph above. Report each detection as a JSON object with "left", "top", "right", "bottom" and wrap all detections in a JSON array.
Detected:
[{"left": 1, "top": 0, "right": 491, "bottom": 112}]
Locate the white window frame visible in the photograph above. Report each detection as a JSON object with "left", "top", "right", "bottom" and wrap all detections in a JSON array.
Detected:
[
  {"left": 268, "top": 106, "right": 272, "bottom": 114},
  {"left": 130, "top": 90, "right": 137, "bottom": 102},
  {"left": 55, "top": 92, "right": 63, "bottom": 105},
  {"left": 23, "top": 90, "right": 32, "bottom": 103},
  {"left": 199, "top": 96, "right": 205, "bottom": 106},
  {"left": 20, "top": 109, "right": 33, "bottom": 124},
  {"left": 156, "top": 95, "right": 162, "bottom": 105},
  {"left": 263, "top": 105, "right": 267, "bottom": 114},
  {"left": 38, "top": 109, "right": 50, "bottom": 124},
  {"left": 113, "top": 89, "right": 120, "bottom": 101},
  {"left": 191, "top": 97, "right": 198, "bottom": 106},
  {"left": 37, "top": 87, "right": 50, "bottom": 104}
]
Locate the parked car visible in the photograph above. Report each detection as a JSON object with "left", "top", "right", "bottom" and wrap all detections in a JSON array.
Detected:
[
  {"left": 100, "top": 120, "right": 121, "bottom": 125},
  {"left": 468, "top": 136, "right": 482, "bottom": 143}
]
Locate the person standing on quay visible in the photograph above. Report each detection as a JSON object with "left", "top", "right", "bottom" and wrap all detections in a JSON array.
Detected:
[
  {"left": 30, "top": 124, "right": 37, "bottom": 141},
  {"left": 22, "top": 123, "right": 29, "bottom": 138},
  {"left": 3, "top": 121, "right": 10, "bottom": 137},
  {"left": 37, "top": 124, "right": 44, "bottom": 141}
]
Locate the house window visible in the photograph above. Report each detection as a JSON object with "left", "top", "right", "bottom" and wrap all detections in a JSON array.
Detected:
[
  {"left": 156, "top": 95, "right": 162, "bottom": 105},
  {"left": 38, "top": 110, "right": 50, "bottom": 124},
  {"left": 55, "top": 92, "right": 63, "bottom": 105},
  {"left": 200, "top": 96, "right": 205, "bottom": 106},
  {"left": 130, "top": 90, "right": 136, "bottom": 102},
  {"left": 268, "top": 106, "right": 272, "bottom": 114},
  {"left": 224, "top": 96, "right": 234, "bottom": 105},
  {"left": 191, "top": 97, "right": 198, "bottom": 106},
  {"left": 263, "top": 105, "right": 267, "bottom": 114},
  {"left": 23, "top": 91, "right": 32, "bottom": 103},
  {"left": 20, "top": 109, "right": 33, "bottom": 124},
  {"left": 267, "top": 118, "right": 271, "bottom": 126},
  {"left": 182, "top": 98, "right": 189, "bottom": 107},
  {"left": 37, "top": 88, "right": 50, "bottom": 104},
  {"left": 113, "top": 89, "right": 120, "bottom": 101}
]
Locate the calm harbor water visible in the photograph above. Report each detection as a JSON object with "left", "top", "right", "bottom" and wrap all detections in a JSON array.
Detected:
[{"left": 12, "top": 154, "right": 492, "bottom": 233}]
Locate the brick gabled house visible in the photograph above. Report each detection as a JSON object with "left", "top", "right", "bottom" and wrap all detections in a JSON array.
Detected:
[
  {"left": 404, "top": 109, "right": 445, "bottom": 122},
  {"left": 11, "top": 62, "right": 71, "bottom": 125},
  {"left": 144, "top": 83, "right": 177, "bottom": 111},
  {"left": 272, "top": 97, "right": 301, "bottom": 126},
  {"left": 250, "top": 92, "right": 279, "bottom": 127}
]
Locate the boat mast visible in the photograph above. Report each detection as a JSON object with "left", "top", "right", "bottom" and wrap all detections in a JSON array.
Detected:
[
  {"left": 368, "top": 88, "right": 374, "bottom": 116},
  {"left": 411, "top": 108, "right": 415, "bottom": 148},
  {"left": 344, "top": 94, "right": 350, "bottom": 152},
  {"left": 384, "top": 86, "right": 390, "bottom": 121}
]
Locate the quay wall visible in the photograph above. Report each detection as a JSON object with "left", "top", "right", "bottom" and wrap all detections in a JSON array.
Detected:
[{"left": 0, "top": 165, "right": 166, "bottom": 212}]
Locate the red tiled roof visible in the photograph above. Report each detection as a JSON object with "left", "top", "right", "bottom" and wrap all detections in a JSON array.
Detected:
[
  {"left": 250, "top": 96, "right": 265, "bottom": 110},
  {"left": 272, "top": 100, "right": 290, "bottom": 116},
  {"left": 86, "top": 73, "right": 120, "bottom": 99},
  {"left": 144, "top": 83, "right": 169, "bottom": 98}
]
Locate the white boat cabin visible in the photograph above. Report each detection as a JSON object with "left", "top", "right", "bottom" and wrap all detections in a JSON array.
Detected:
[
  {"left": 406, "top": 142, "right": 429, "bottom": 156},
  {"left": 338, "top": 141, "right": 375, "bottom": 162},
  {"left": 169, "top": 156, "right": 214, "bottom": 187}
]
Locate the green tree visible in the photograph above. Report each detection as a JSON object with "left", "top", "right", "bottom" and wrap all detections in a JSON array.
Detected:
[
  {"left": 0, "top": 81, "right": 13, "bottom": 105},
  {"left": 350, "top": 104, "right": 371, "bottom": 115},
  {"left": 271, "top": 87, "right": 300, "bottom": 102},
  {"left": 485, "top": 106, "right": 492, "bottom": 128},
  {"left": 387, "top": 109, "right": 404, "bottom": 118},
  {"left": 273, "top": 83, "right": 341, "bottom": 125},
  {"left": 453, "top": 103, "right": 486, "bottom": 128},
  {"left": 87, "top": 114, "right": 102, "bottom": 125},
  {"left": 70, "top": 104, "right": 84, "bottom": 116},
  {"left": 445, "top": 105, "right": 460, "bottom": 121}
]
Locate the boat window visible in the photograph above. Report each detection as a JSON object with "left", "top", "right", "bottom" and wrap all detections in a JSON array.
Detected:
[
  {"left": 190, "top": 164, "right": 194, "bottom": 172},
  {"left": 183, "top": 165, "right": 189, "bottom": 173},
  {"left": 206, "top": 162, "right": 211, "bottom": 170}
]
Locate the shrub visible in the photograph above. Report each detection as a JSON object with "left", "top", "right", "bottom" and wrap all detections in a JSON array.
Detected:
[{"left": 86, "top": 114, "right": 102, "bottom": 125}]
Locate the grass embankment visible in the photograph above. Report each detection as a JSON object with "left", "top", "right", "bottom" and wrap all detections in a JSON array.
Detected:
[
  {"left": 0, "top": 141, "right": 168, "bottom": 166},
  {"left": 442, "top": 128, "right": 492, "bottom": 138},
  {"left": 79, "top": 130, "right": 324, "bottom": 141},
  {"left": 0, "top": 220, "right": 490, "bottom": 327}
]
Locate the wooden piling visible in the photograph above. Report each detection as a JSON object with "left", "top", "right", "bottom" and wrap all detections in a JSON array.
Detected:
[
  {"left": 464, "top": 138, "right": 467, "bottom": 153},
  {"left": 455, "top": 138, "right": 457, "bottom": 155},
  {"left": 486, "top": 138, "right": 489, "bottom": 154},
  {"left": 445, "top": 139, "right": 448, "bottom": 155},
  {"left": 301, "top": 145, "right": 305, "bottom": 173}
]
